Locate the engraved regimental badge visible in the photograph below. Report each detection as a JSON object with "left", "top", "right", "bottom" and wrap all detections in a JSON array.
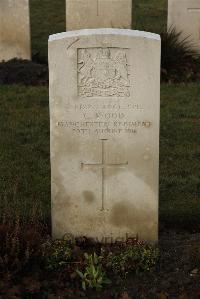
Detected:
[{"left": 78, "top": 48, "right": 130, "bottom": 97}]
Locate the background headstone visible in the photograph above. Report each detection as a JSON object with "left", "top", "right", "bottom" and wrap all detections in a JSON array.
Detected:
[
  {"left": 0, "top": 0, "right": 31, "bottom": 61},
  {"left": 66, "top": 0, "right": 132, "bottom": 30},
  {"left": 49, "top": 29, "right": 160, "bottom": 243},
  {"left": 168, "top": 0, "right": 200, "bottom": 51}
]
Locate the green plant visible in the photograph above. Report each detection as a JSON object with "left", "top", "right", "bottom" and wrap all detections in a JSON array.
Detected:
[
  {"left": 161, "top": 27, "right": 200, "bottom": 82},
  {"left": 42, "top": 240, "right": 72, "bottom": 271},
  {"left": 76, "top": 252, "right": 111, "bottom": 291},
  {"left": 107, "top": 244, "right": 159, "bottom": 277}
]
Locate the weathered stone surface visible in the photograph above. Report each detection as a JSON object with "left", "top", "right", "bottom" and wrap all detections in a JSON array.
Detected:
[
  {"left": 49, "top": 29, "right": 160, "bottom": 243},
  {"left": 168, "top": 0, "right": 200, "bottom": 51},
  {"left": 66, "top": 0, "right": 132, "bottom": 30},
  {"left": 0, "top": 0, "right": 31, "bottom": 61}
]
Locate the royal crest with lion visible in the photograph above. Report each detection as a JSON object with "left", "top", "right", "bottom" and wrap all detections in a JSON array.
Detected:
[{"left": 78, "top": 48, "right": 130, "bottom": 97}]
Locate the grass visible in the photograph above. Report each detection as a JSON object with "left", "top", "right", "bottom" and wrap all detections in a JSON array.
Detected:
[
  {"left": 133, "top": 0, "right": 167, "bottom": 32},
  {"left": 0, "top": 84, "right": 199, "bottom": 229},
  {"left": 29, "top": 0, "right": 167, "bottom": 61},
  {"left": 0, "top": 85, "right": 50, "bottom": 220},
  {"left": 160, "top": 84, "right": 200, "bottom": 229},
  {"left": 30, "top": 0, "right": 66, "bottom": 62}
]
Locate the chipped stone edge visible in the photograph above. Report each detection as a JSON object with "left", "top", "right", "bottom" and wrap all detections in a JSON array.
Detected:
[{"left": 49, "top": 29, "right": 160, "bottom": 42}]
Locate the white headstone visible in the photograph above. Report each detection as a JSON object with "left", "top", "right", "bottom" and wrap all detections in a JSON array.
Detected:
[
  {"left": 49, "top": 29, "right": 160, "bottom": 243},
  {"left": 66, "top": 0, "right": 132, "bottom": 30},
  {"left": 0, "top": 0, "right": 31, "bottom": 61},
  {"left": 168, "top": 0, "right": 200, "bottom": 51}
]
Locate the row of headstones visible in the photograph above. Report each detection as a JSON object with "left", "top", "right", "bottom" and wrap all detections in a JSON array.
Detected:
[{"left": 0, "top": 0, "right": 200, "bottom": 62}]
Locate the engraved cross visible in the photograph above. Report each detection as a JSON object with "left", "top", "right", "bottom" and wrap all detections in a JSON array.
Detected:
[
  {"left": 97, "top": 0, "right": 99, "bottom": 16},
  {"left": 188, "top": 8, "right": 200, "bottom": 39},
  {"left": 81, "top": 139, "right": 128, "bottom": 211}
]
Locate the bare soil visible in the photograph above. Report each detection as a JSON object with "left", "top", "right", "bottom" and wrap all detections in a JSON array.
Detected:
[
  {"left": 0, "top": 59, "right": 48, "bottom": 86},
  {"left": 0, "top": 230, "right": 199, "bottom": 299}
]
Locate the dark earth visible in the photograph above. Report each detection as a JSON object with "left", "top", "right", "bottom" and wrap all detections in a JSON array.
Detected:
[
  {"left": 0, "top": 229, "right": 199, "bottom": 299},
  {"left": 0, "top": 59, "right": 48, "bottom": 86}
]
